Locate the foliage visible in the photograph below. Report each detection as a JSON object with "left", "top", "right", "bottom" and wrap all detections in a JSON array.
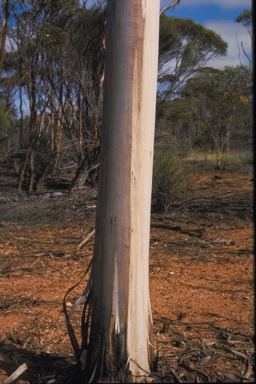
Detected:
[
  {"left": 0, "top": 3, "right": 252, "bottom": 190},
  {"left": 156, "top": 65, "right": 252, "bottom": 167},
  {"left": 181, "top": 65, "right": 252, "bottom": 166},
  {"left": 185, "top": 150, "right": 253, "bottom": 168},
  {"left": 235, "top": 9, "right": 252, "bottom": 38},
  {"left": 152, "top": 148, "right": 195, "bottom": 213},
  {"left": 0, "top": 100, "right": 11, "bottom": 137},
  {"left": 0, "top": 89, "right": 16, "bottom": 140},
  {"left": 1, "top": 0, "right": 105, "bottom": 190},
  {"left": 234, "top": 9, "right": 252, "bottom": 68},
  {"left": 158, "top": 15, "right": 227, "bottom": 102}
]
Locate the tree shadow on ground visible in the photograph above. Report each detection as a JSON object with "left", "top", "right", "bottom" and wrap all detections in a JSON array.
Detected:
[{"left": 0, "top": 341, "right": 80, "bottom": 383}]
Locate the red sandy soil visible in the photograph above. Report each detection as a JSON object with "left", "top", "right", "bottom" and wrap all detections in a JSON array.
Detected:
[{"left": 0, "top": 166, "right": 254, "bottom": 383}]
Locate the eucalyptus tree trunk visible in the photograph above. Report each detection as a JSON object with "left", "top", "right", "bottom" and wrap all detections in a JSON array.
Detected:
[
  {"left": 84, "top": 0, "right": 160, "bottom": 381},
  {"left": 0, "top": 0, "right": 9, "bottom": 83}
]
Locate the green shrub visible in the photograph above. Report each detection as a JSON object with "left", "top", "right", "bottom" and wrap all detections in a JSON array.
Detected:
[
  {"left": 222, "top": 151, "right": 253, "bottom": 166},
  {"left": 185, "top": 150, "right": 253, "bottom": 168},
  {"left": 152, "top": 149, "right": 195, "bottom": 213}
]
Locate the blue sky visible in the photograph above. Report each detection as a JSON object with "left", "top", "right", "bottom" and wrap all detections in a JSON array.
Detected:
[
  {"left": 7, "top": 1, "right": 252, "bottom": 70},
  {"left": 160, "top": 0, "right": 252, "bottom": 69}
]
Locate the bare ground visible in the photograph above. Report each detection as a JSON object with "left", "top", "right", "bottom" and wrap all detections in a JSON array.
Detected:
[{"left": 0, "top": 165, "right": 254, "bottom": 383}]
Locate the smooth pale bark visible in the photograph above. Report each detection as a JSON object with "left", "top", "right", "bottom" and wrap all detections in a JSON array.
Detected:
[{"left": 86, "top": 0, "right": 160, "bottom": 381}]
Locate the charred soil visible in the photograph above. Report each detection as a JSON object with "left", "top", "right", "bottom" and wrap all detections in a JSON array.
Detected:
[{"left": 0, "top": 165, "right": 254, "bottom": 383}]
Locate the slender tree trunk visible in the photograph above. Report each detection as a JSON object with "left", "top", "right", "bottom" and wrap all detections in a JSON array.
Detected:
[
  {"left": 79, "top": 90, "right": 83, "bottom": 155},
  {"left": 85, "top": 1, "right": 160, "bottom": 381},
  {"left": 17, "top": 151, "right": 29, "bottom": 190},
  {"left": 50, "top": 103, "right": 55, "bottom": 152},
  {"left": 28, "top": 151, "right": 34, "bottom": 192},
  {"left": 53, "top": 89, "right": 71, "bottom": 176},
  {"left": 0, "top": 0, "right": 9, "bottom": 83},
  {"left": 216, "top": 147, "right": 222, "bottom": 169},
  {"left": 52, "top": 104, "right": 63, "bottom": 176},
  {"left": 19, "top": 83, "right": 24, "bottom": 148}
]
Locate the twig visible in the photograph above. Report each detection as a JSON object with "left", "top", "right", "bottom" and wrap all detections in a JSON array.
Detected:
[
  {"left": 160, "top": 0, "right": 180, "bottom": 16},
  {"left": 77, "top": 229, "right": 95, "bottom": 250},
  {"left": 3, "top": 363, "right": 28, "bottom": 384},
  {"left": 129, "top": 357, "right": 163, "bottom": 382},
  {"left": 88, "top": 362, "right": 98, "bottom": 383},
  {"left": 196, "top": 176, "right": 209, "bottom": 184}
]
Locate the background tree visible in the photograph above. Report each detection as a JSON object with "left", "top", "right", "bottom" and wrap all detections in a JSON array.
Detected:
[
  {"left": 180, "top": 65, "right": 252, "bottom": 167},
  {"left": 1, "top": 0, "right": 105, "bottom": 190},
  {"left": 157, "top": 15, "right": 227, "bottom": 104},
  {"left": 0, "top": 1, "right": 252, "bottom": 193},
  {"left": 0, "top": 0, "right": 10, "bottom": 83},
  {"left": 235, "top": 9, "right": 252, "bottom": 38},
  {"left": 4, "top": 0, "right": 80, "bottom": 190},
  {"left": 235, "top": 9, "right": 252, "bottom": 68},
  {"left": 65, "top": 6, "right": 105, "bottom": 188}
]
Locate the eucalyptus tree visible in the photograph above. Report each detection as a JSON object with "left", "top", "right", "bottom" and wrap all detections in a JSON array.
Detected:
[
  {"left": 0, "top": 0, "right": 10, "bottom": 83},
  {"left": 5, "top": 0, "right": 80, "bottom": 189},
  {"left": 0, "top": 0, "right": 28, "bottom": 155},
  {"left": 235, "top": 9, "right": 252, "bottom": 39},
  {"left": 180, "top": 65, "right": 252, "bottom": 167},
  {"left": 65, "top": 0, "right": 160, "bottom": 382},
  {"left": 235, "top": 9, "right": 252, "bottom": 68},
  {"left": 64, "top": 6, "right": 105, "bottom": 188},
  {"left": 157, "top": 15, "right": 228, "bottom": 104}
]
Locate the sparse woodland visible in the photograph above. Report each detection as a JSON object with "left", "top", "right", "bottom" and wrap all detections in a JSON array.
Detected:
[
  {"left": 0, "top": 1, "right": 252, "bottom": 194},
  {"left": 0, "top": 2, "right": 253, "bottom": 383}
]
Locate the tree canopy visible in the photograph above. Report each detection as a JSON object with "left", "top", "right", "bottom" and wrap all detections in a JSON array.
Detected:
[
  {"left": 156, "top": 65, "right": 252, "bottom": 166},
  {"left": 235, "top": 9, "right": 252, "bottom": 38},
  {"left": 0, "top": 2, "right": 252, "bottom": 190},
  {"left": 158, "top": 14, "right": 227, "bottom": 102}
]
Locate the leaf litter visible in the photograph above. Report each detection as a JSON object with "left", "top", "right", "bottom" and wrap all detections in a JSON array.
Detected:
[{"left": 0, "top": 166, "right": 254, "bottom": 383}]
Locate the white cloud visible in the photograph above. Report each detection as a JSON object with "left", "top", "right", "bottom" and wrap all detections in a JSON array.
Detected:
[
  {"left": 160, "top": 0, "right": 252, "bottom": 10},
  {"left": 204, "top": 20, "right": 252, "bottom": 68},
  {"left": 192, "top": 0, "right": 251, "bottom": 9}
]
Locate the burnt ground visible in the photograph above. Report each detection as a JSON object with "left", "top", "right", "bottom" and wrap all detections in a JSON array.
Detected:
[{"left": 0, "top": 164, "right": 254, "bottom": 383}]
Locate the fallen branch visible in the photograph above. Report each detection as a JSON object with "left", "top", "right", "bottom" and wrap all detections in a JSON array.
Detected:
[
  {"left": 77, "top": 229, "right": 95, "bottom": 250},
  {"left": 3, "top": 363, "right": 28, "bottom": 384}
]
